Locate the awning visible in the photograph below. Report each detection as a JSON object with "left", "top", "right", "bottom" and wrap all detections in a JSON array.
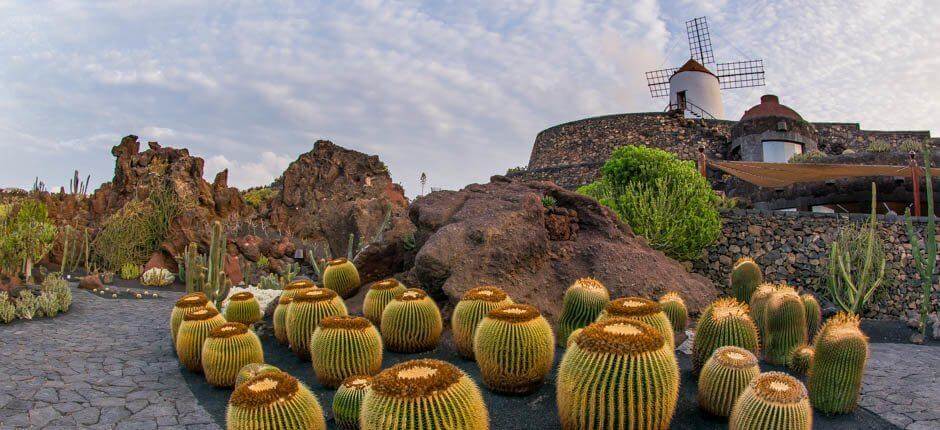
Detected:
[{"left": 708, "top": 160, "right": 940, "bottom": 188}]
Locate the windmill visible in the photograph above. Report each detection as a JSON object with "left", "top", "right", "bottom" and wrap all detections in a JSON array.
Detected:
[{"left": 645, "top": 17, "right": 765, "bottom": 120}]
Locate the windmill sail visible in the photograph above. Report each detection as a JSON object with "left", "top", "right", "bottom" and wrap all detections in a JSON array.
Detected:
[
  {"left": 717, "top": 60, "right": 766, "bottom": 89},
  {"left": 686, "top": 17, "right": 715, "bottom": 65}
]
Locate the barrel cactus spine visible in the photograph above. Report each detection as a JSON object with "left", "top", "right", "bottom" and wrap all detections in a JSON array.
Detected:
[
  {"left": 692, "top": 298, "right": 760, "bottom": 374},
  {"left": 286, "top": 288, "right": 348, "bottom": 360},
  {"left": 731, "top": 257, "right": 763, "bottom": 303},
  {"left": 309, "top": 316, "right": 383, "bottom": 388},
  {"left": 363, "top": 278, "right": 407, "bottom": 326},
  {"left": 170, "top": 292, "right": 213, "bottom": 348},
  {"left": 596, "top": 296, "right": 675, "bottom": 349},
  {"left": 360, "top": 359, "right": 489, "bottom": 430},
  {"left": 273, "top": 295, "right": 292, "bottom": 344},
  {"left": 234, "top": 363, "right": 280, "bottom": 388},
  {"left": 763, "top": 288, "right": 808, "bottom": 365},
  {"left": 697, "top": 346, "right": 760, "bottom": 417},
  {"left": 729, "top": 372, "right": 812, "bottom": 430},
  {"left": 808, "top": 312, "right": 869, "bottom": 414},
  {"left": 556, "top": 277, "right": 610, "bottom": 347},
  {"left": 332, "top": 375, "right": 372, "bottom": 430},
  {"left": 175, "top": 307, "right": 226, "bottom": 373},
  {"left": 659, "top": 291, "right": 688, "bottom": 332},
  {"left": 201, "top": 322, "right": 265, "bottom": 387},
  {"left": 452, "top": 286, "right": 513, "bottom": 360},
  {"left": 223, "top": 291, "right": 262, "bottom": 325},
  {"left": 801, "top": 293, "right": 822, "bottom": 338},
  {"left": 473, "top": 303, "right": 554, "bottom": 394},
  {"left": 788, "top": 344, "right": 814, "bottom": 376},
  {"left": 226, "top": 370, "right": 327, "bottom": 430},
  {"left": 282, "top": 278, "right": 316, "bottom": 300},
  {"left": 380, "top": 288, "right": 443, "bottom": 353},
  {"left": 323, "top": 258, "right": 361, "bottom": 299}
]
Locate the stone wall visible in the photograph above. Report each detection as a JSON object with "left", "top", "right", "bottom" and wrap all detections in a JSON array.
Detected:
[
  {"left": 693, "top": 209, "right": 939, "bottom": 320},
  {"left": 815, "top": 123, "right": 937, "bottom": 154}
]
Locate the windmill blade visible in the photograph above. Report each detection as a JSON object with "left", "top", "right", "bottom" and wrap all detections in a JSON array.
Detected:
[
  {"left": 645, "top": 67, "right": 677, "bottom": 98},
  {"left": 717, "top": 59, "right": 766, "bottom": 89},
  {"left": 686, "top": 17, "right": 715, "bottom": 65}
]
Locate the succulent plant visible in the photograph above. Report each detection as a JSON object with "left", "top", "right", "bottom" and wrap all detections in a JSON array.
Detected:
[
  {"left": 692, "top": 298, "right": 760, "bottom": 374},
  {"left": 120, "top": 262, "right": 142, "bottom": 280},
  {"left": 808, "top": 312, "right": 869, "bottom": 414},
  {"left": 763, "top": 288, "right": 808, "bottom": 365},
  {"left": 748, "top": 283, "right": 778, "bottom": 341},
  {"left": 697, "top": 346, "right": 760, "bottom": 417},
  {"left": 451, "top": 286, "right": 513, "bottom": 359},
  {"left": 788, "top": 344, "right": 814, "bottom": 376},
  {"left": 731, "top": 257, "right": 763, "bottom": 303},
  {"left": 0, "top": 293, "right": 15, "bottom": 323},
  {"left": 473, "top": 303, "right": 554, "bottom": 394},
  {"left": 323, "top": 258, "right": 361, "bottom": 298},
  {"left": 286, "top": 288, "right": 348, "bottom": 360},
  {"left": 333, "top": 375, "right": 372, "bottom": 430},
  {"left": 13, "top": 290, "right": 38, "bottom": 320},
  {"left": 141, "top": 267, "right": 175, "bottom": 287},
  {"left": 234, "top": 362, "right": 280, "bottom": 388},
  {"left": 363, "top": 278, "right": 407, "bottom": 326},
  {"left": 273, "top": 295, "right": 293, "bottom": 344},
  {"left": 224, "top": 291, "right": 263, "bottom": 325},
  {"left": 309, "top": 316, "right": 383, "bottom": 388},
  {"left": 282, "top": 278, "right": 316, "bottom": 299},
  {"left": 360, "top": 359, "right": 489, "bottom": 430},
  {"left": 37, "top": 293, "right": 58, "bottom": 318},
  {"left": 659, "top": 291, "right": 688, "bottom": 332},
  {"left": 729, "top": 372, "right": 812, "bottom": 430},
  {"left": 175, "top": 307, "right": 226, "bottom": 372},
  {"left": 201, "top": 322, "right": 265, "bottom": 387},
  {"left": 556, "top": 277, "right": 610, "bottom": 347},
  {"left": 380, "top": 288, "right": 443, "bottom": 353},
  {"left": 596, "top": 296, "right": 675, "bottom": 349},
  {"left": 801, "top": 293, "right": 822, "bottom": 338},
  {"left": 226, "top": 370, "right": 327, "bottom": 430},
  {"left": 170, "top": 292, "right": 214, "bottom": 347},
  {"left": 557, "top": 318, "right": 679, "bottom": 430}
]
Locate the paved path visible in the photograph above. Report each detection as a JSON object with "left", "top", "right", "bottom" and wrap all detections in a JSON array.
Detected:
[
  {"left": 0, "top": 287, "right": 219, "bottom": 430},
  {"left": 862, "top": 343, "right": 940, "bottom": 430}
]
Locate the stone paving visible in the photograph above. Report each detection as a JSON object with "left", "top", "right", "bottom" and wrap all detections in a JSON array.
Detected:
[
  {"left": 0, "top": 286, "right": 219, "bottom": 430},
  {"left": 862, "top": 343, "right": 940, "bottom": 430}
]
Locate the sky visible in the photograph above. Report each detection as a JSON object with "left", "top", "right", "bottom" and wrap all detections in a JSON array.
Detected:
[{"left": 1, "top": 0, "right": 938, "bottom": 197}]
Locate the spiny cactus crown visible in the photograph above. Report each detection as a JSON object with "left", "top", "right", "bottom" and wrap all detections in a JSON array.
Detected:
[
  {"left": 605, "top": 297, "right": 662, "bottom": 317},
  {"left": 659, "top": 292, "right": 684, "bottom": 304},
  {"left": 819, "top": 312, "right": 865, "bottom": 340},
  {"left": 462, "top": 285, "right": 509, "bottom": 302},
  {"left": 230, "top": 371, "right": 300, "bottom": 408},
  {"left": 318, "top": 315, "right": 372, "bottom": 330},
  {"left": 183, "top": 307, "right": 220, "bottom": 321},
  {"left": 734, "top": 256, "right": 756, "bottom": 268},
  {"left": 371, "top": 359, "right": 462, "bottom": 398},
  {"left": 371, "top": 278, "right": 402, "bottom": 290},
  {"left": 175, "top": 293, "right": 209, "bottom": 308},
  {"left": 711, "top": 298, "right": 750, "bottom": 320},
  {"left": 395, "top": 288, "right": 428, "bottom": 301},
  {"left": 278, "top": 295, "right": 293, "bottom": 305},
  {"left": 713, "top": 345, "right": 759, "bottom": 369},
  {"left": 794, "top": 345, "right": 814, "bottom": 358},
  {"left": 328, "top": 258, "right": 349, "bottom": 266},
  {"left": 230, "top": 292, "right": 255, "bottom": 301},
  {"left": 340, "top": 375, "right": 373, "bottom": 390},
  {"left": 572, "top": 277, "right": 605, "bottom": 291},
  {"left": 285, "top": 279, "right": 315, "bottom": 290},
  {"left": 750, "top": 372, "right": 808, "bottom": 404},
  {"left": 210, "top": 322, "right": 249, "bottom": 338},
  {"left": 575, "top": 317, "right": 665, "bottom": 355},
  {"left": 487, "top": 303, "right": 540, "bottom": 323},
  {"left": 294, "top": 288, "right": 338, "bottom": 303}
]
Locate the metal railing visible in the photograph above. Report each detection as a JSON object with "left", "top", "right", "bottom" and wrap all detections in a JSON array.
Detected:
[{"left": 664, "top": 100, "right": 716, "bottom": 120}]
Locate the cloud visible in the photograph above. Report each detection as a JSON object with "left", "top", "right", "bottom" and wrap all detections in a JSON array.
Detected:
[{"left": 204, "top": 151, "right": 293, "bottom": 189}]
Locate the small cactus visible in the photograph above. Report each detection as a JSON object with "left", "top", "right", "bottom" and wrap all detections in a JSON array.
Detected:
[
  {"left": 234, "top": 363, "right": 280, "bottom": 388},
  {"left": 729, "top": 372, "right": 812, "bottom": 430},
  {"left": 731, "top": 257, "right": 763, "bottom": 303},
  {"left": 323, "top": 258, "right": 361, "bottom": 298},
  {"left": 170, "top": 292, "right": 214, "bottom": 348},
  {"left": 808, "top": 312, "right": 869, "bottom": 414},
  {"left": 273, "top": 295, "right": 292, "bottom": 344},
  {"left": 363, "top": 278, "right": 407, "bottom": 326},
  {"left": 380, "top": 288, "right": 443, "bottom": 353},
  {"left": 692, "top": 298, "right": 760, "bottom": 374},
  {"left": 333, "top": 375, "right": 372, "bottom": 430},
  {"left": 788, "top": 344, "right": 814, "bottom": 376},
  {"left": 360, "top": 359, "right": 489, "bottom": 430},
  {"left": 310, "top": 316, "right": 383, "bottom": 388},
  {"left": 451, "top": 286, "right": 513, "bottom": 359},
  {"left": 659, "top": 291, "right": 688, "bottom": 332},
  {"left": 596, "top": 296, "right": 674, "bottom": 349},
  {"left": 697, "top": 346, "right": 760, "bottom": 417},
  {"left": 201, "top": 322, "right": 265, "bottom": 387},
  {"left": 473, "top": 303, "right": 554, "bottom": 394},
  {"left": 226, "top": 370, "right": 327, "bottom": 430},
  {"left": 556, "top": 277, "right": 610, "bottom": 347},
  {"left": 763, "top": 288, "right": 808, "bottom": 365},
  {"left": 286, "top": 288, "right": 348, "bottom": 360},
  {"left": 224, "top": 291, "right": 262, "bottom": 325},
  {"left": 175, "top": 307, "right": 226, "bottom": 372},
  {"left": 557, "top": 318, "right": 679, "bottom": 430},
  {"left": 748, "top": 283, "right": 778, "bottom": 341},
  {"left": 801, "top": 293, "right": 822, "bottom": 338}
]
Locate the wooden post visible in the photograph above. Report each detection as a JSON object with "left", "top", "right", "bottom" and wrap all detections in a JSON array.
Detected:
[
  {"left": 910, "top": 151, "right": 921, "bottom": 217},
  {"left": 698, "top": 146, "right": 707, "bottom": 178}
]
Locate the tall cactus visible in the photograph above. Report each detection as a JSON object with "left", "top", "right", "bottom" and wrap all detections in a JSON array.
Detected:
[
  {"left": 182, "top": 222, "right": 230, "bottom": 309},
  {"left": 828, "top": 183, "right": 885, "bottom": 314},
  {"left": 808, "top": 312, "right": 869, "bottom": 414},
  {"left": 904, "top": 149, "right": 937, "bottom": 339}
]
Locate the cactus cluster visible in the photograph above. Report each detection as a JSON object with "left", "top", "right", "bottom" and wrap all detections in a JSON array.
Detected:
[
  {"left": 692, "top": 298, "right": 760, "bottom": 374},
  {"left": 175, "top": 307, "right": 226, "bottom": 372},
  {"left": 332, "top": 375, "right": 372, "bottom": 430},
  {"left": 697, "top": 346, "right": 760, "bottom": 417},
  {"left": 731, "top": 257, "right": 763, "bottom": 303},
  {"left": 788, "top": 345, "right": 814, "bottom": 376},
  {"left": 658, "top": 291, "right": 688, "bottom": 332},
  {"left": 452, "top": 286, "right": 513, "bottom": 359},
  {"left": 748, "top": 283, "right": 778, "bottom": 341},
  {"left": 226, "top": 370, "right": 327, "bottom": 430},
  {"left": 170, "top": 292, "right": 213, "bottom": 347},
  {"left": 808, "top": 312, "right": 869, "bottom": 414},
  {"left": 473, "top": 303, "right": 554, "bottom": 394},
  {"left": 286, "top": 288, "right": 348, "bottom": 360},
  {"left": 801, "top": 293, "right": 822, "bottom": 338},
  {"left": 224, "top": 291, "right": 263, "bottom": 325},
  {"left": 201, "top": 322, "right": 265, "bottom": 387},
  {"left": 234, "top": 363, "right": 280, "bottom": 388},
  {"left": 282, "top": 278, "right": 316, "bottom": 299},
  {"left": 360, "top": 359, "right": 489, "bottom": 430},
  {"left": 273, "top": 295, "right": 292, "bottom": 344},
  {"left": 380, "top": 288, "right": 443, "bottom": 353},
  {"left": 323, "top": 258, "right": 361, "bottom": 298},
  {"left": 763, "top": 287, "right": 808, "bottom": 365},
  {"left": 310, "top": 316, "right": 383, "bottom": 388},
  {"left": 363, "top": 278, "right": 407, "bottom": 326},
  {"left": 729, "top": 372, "right": 812, "bottom": 430},
  {"left": 596, "top": 296, "right": 675, "bottom": 349},
  {"left": 556, "top": 277, "right": 610, "bottom": 347},
  {"left": 557, "top": 318, "right": 679, "bottom": 430}
]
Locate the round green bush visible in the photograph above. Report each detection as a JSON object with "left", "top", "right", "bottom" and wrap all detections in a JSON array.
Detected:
[{"left": 452, "top": 286, "right": 513, "bottom": 359}]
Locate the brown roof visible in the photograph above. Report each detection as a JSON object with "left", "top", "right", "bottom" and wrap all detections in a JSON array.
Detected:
[
  {"left": 671, "top": 59, "right": 716, "bottom": 78},
  {"left": 740, "top": 95, "right": 804, "bottom": 121}
]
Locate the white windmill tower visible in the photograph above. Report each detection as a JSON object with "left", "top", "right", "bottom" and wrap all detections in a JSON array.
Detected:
[{"left": 645, "top": 17, "right": 766, "bottom": 120}]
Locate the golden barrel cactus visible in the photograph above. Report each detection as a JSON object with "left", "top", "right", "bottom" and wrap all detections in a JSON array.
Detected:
[
  {"left": 332, "top": 375, "right": 372, "bottom": 430},
  {"left": 473, "top": 303, "right": 554, "bottom": 394},
  {"left": 234, "top": 363, "right": 280, "bottom": 388},
  {"left": 323, "top": 258, "right": 361, "bottom": 298},
  {"left": 451, "top": 286, "right": 513, "bottom": 359},
  {"left": 697, "top": 346, "right": 760, "bottom": 417},
  {"left": 731, "top": 257, "right": 763, "bottom": 303},
  {"left": 282, "top": 279, "right": 316, "bottom": 300},
  {"left": 363, "top": 278, "right": 407, "bottom": 326},
  {"left": 808, "top": 312, "right": 869, "bottom": 414},
  {"left": 380, "top": 288, "right": 443, "bottom": 353},
  {"left": 170, "top": 292, "right": 214, "bottom": 348},
  {"left": 556, "top": 277, "right": 610, "bottom": 347},
  {"left": 175, "top": 307, "right": 226, "bottom": 373},
  {"left": 286, "top": 288, "right": 348, "bottom": 360},
  {"left": 801, "top": 293, "right": 822, "bottom": 338},
  {"left": 596, "top": 296, "right": 675, "bottom": 349},
  {"left": 729, "top": 372, "right": 812, "bottom": 430},
  {"left": 658, "top": 292, "right": 688, "bottom": 332},
  {"left": 692, "top": 298, "right": 760, "bottom": 374},
  {"left": 226, "top": 370, "right": 327, "bottom": 430},
  {"left": 224, "top": 291, "right": 262, "bottom": 325},
  {"left": 273, "top": 295, "right": 292, "bottom": 344},
  {"left": 788, "top": 344, "right": 815, "bottom": 376},
  {"left": 309, "top": 316, "right": 383, "bottom": 388},
  {"left": 201, "top": 322, "right": 265, "bottom": 387},
  {"left": 763, "top": 288, "right": 808, "bottom": 365}
]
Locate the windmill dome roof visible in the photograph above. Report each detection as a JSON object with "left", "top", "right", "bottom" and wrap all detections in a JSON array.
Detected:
[
  {"left": 740, "top": 95, "right": 804, "bottom": 121},
  {"left": 671, "top": 59, "right": 716, "bottom": 78}
]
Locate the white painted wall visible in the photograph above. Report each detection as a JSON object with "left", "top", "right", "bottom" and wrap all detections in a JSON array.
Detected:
[{"left": 668, "top": 70, "right": 725, "bottom": 119}]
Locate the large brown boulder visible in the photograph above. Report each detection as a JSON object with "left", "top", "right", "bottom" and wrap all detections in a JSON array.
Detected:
[{"left": 408, "top": 176, "right": 719, "bottom": 323}]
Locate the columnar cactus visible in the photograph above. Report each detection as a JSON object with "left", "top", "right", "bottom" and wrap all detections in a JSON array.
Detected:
[
  {"left": 273, "top": 295, "right": 292, "bottom": 344},
  {"left": 201, "top": 322, "right": 265, "bottom": 387},
  {"left": 360, "top": 359, "right": 489, "bottom": 430},
  {"left": 763, "top": 288, "right": 808, "bottom": 365},
  {"left": 286, "top": 288, "right": 348, "bottom": 360},
  {"left": 692, "top": 298, "right": 760, "bottom": 374},
  {"left": 808, "top": 312, "right": 869, "bottom": 414},
  {"left": 175, "top": 307, "right": 226, "bottom": 372},
  {"left": 332, "top": 375, "right": 372, "bottom": 430},
  {"left": 557, "top": 318, "right": 679, "bottom": 430},
  {"left": 801, "top": 293, "right": 822, "bottom": 338},
  {"left": 451, "top": 286, "right": 513, "bottom": 359},
  {"left": 729, "top": 372, "right": 812, "bottom": 430},
  {"left": 658, "top": 291, "right": 688, "bottom": 332},
  {"left": 224, "top": 291, "right": 262, "bottom": 325},
  {"left": 226, "top": 370, "right": 327, "bottom": 430},
  {"left": 788, "top": 345, "right": 814, "bottom": 376},
  {"left": 731, "top": 257, "right": 763, "bottom": 303},
  {"left": 473, "top": 303, "right": 554, "bottom": 394},
  {"left": 556, "top": 277, "right": 610, "bottom": 347},
  {"left": 363, "top": 278, "right": 408, "bottom": 326},
  {"left": 596, "top": 296, "right": 675, "bottom": 349},
  {"left": 697, "top": 346, "right": 760, "bottom": 417},
  {"left": 748, "top": 283, "right": 778, "bottom": 341},
  {"left": 323, "top": 258, "right": 361, "bottom": 298},
  {"left": 234, "top": 363, "right": 280, "bottom": 388},
  {"left": 310, "top": 316, "right": 383, "bottom": 388},
  {"left": 380, "top": 288, "right": 443, "bottom": 353},
  {"left": 170, "top": 292, "right": 213, "bottom": 348}
]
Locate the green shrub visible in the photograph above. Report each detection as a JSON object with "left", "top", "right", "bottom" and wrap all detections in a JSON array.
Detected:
[
  {"left": 541, "top": 195, "right": 556, "bottom": 208},
  {"left": 0, "top": 200, "right": 57, "bottom": 281},
  {"left": 37, "top": 293, "right": 58, "bottom": 317},
  {"left": 120, "top": 263, "right": 142, "bottom": 280},
  {"left": 899, "top": 139, "right": 925, "bottom": 153},
  {"left": 866, "top": 141, "right": 891, "bottom": 153},
  {"left": 789, "top": 150, "right": 827, "bottom": 163},
  {"left": 14, "top": 290, "right": 38, "bottom": 320},
  {"left": 505, "top": 166, "right": 526, "bottom": 175},
  {"left": 0, "top": 293, "right": 15, "bottom": 323},
  {"left": 92, "top": 187, "right": 179, "bottom": 271},
  {"left": 828, "top": 184, "right": 885, "bottom": 314},
  {"left": 242, "top": 187, "right": 276, "bottom": 209}
]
